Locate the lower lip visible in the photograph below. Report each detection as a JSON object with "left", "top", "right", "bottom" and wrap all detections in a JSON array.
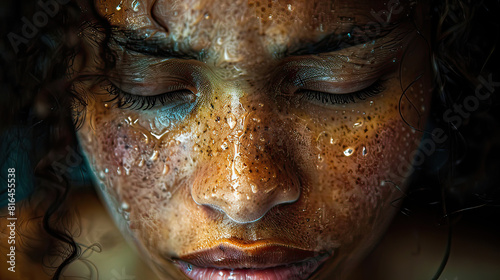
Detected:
[{"left": 176, "top": 257, "right": 328, "bottom": 280}]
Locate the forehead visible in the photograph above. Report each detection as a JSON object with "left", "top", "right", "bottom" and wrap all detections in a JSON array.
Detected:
[{"left": 94, "top": 0, "right": 406, "bottom": 53}]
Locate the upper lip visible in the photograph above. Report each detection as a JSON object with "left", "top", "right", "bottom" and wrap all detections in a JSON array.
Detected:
[{"left": 176, "top": 239, "right": 325, "bottom": 269}]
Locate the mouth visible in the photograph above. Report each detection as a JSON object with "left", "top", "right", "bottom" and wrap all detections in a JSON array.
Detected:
[{"left": 174, "top": 240, "right": 330, "bottom": 280}]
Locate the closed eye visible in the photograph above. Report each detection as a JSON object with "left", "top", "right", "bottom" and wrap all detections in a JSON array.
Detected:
[
  {"left": 295, "top": 80, "right": 385, "bottom": 105},
  {"left": 104, "top": 81, "right": 196, "bottom": 110}
]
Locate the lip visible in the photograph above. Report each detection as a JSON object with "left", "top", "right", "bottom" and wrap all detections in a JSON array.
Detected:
[{"left": 174, "top": 239, "right": 330, "bottom": 280}]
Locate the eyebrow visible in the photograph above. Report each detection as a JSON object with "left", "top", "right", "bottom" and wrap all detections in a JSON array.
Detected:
[
  {"left": 111, "top": 29, "right": 201, "bottom": 60},
  {"left": 111, "top": 20, "right": 404, "bottom": 60},
  {"left": 286, "top": 20, "right": 404, "bottom": 56}
]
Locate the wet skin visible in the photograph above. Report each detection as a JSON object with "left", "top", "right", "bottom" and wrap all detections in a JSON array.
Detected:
[{"left": 73, "top": 0, "right": 432, "bottom": 279}]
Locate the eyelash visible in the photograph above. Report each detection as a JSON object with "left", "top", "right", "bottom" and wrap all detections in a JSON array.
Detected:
[
  {"left": 297, "top": 80, "right": 385, "bottom": 105},
  {"left": 104, "top": 78, "right": 384, "bottom": 110},
  {"left": 104, "top": 82, "right": 193, "bottom": 110}
]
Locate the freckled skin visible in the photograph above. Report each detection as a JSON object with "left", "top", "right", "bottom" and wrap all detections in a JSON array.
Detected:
[{"left": 75, "top": 0, "right": 432, "bottom": 279}]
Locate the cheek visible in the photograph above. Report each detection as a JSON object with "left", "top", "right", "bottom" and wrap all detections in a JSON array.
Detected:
[
  {"left": 297, "top": 79, "right": 430, "bottom": 248},
  {"left": 76, "top": 101, "right": 198, "bottom": 236}
]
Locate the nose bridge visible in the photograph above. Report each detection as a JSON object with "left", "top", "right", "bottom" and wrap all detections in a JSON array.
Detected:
[{"left": 191, "top": 95, "right": 301, "bottom": 224}]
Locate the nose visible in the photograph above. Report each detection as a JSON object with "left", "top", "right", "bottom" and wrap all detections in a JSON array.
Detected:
[{"left": 191, "top": 107, "right": 301, "bottom": 223}]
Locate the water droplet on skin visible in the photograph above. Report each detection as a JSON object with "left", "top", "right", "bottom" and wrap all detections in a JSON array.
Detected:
[
  {"left": 287, "top": 4, "right": 293, "bottom": 11},
  {"left": 149, "top": 150, "right": 159, "bottom": 161},
  {"left": 121, "top": 202, "right": 129, "bottom": 211},
  {"left": 216, "top": 37, "right": 223, "bottom": 45},
  {"left": 132, "top": 0, "right": 140, "bottom": 12},
  {"left": 369, "top": 101, "right": 374, "bottom": 106},
  {"left": 353, "top": 120, "right": 364, "bottom": 128},
  {"left": 227, "top": 116, "right": 237, "bottom": 129},
  {"left": 317, "top": 154, "right": 324, "bottom": 162},
  {"left": 116, "top": 1, "right": 122, "bottom": 11},
  {"left": 223, "top": 47, "right": 232, "bottom": 61},
  {"left": 162, "top": 164, "right": 170, "bottom": 175},
  {"left": 204, "top": 12, "right": 210, "bottom": 19},
  {"left": 86, "top": 133, "right": 93, "bottom": 143},
  {"left": 344, "top": 148, "right": 354, "bottom": 157},
  {"left": 151, "top": 129, "right": 169, "bottom": 140},
  {"left": 221, "top": 142, "right": 229, "bottom": 150},
  {"left": 105, "top": 168, "right": 109, "bottom": 173},
  {"left": 137, "top": 158, "right": 145, "bottom": 167},
  {"left": 165, "top": 191, "right": 172, "bottom": 199},
  {"left": 125, "top": 116, "right": 136, "bottom": 126},
  {"left": 251, "top": 184, "right": 258, "bottom": 193},
  {"left": 99, "top": 171, "right": 105, "bottom": 179},
  {"left": 140, "top": 132, "right": 149, "bottom": 144},
  {"left": 123, "top": 211, "right": 130, "bottom": 222},
  {"left": 362, "top": 146, "right": 368, "bottom": 156},
  {"left": 116, "top": 167, "right": 122, "bottom": 175}
]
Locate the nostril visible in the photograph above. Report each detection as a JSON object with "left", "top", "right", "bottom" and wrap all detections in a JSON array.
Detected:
[
  {"left": 191, "top": 160, "right": 301, "bottom": 224},
  {"left": 194, "top": 188, "right": 300, "bottom": 224}
]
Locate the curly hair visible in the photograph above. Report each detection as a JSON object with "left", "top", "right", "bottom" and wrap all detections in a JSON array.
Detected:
[{"left": 1, "top": 0, "right": 499, "bottom": 279}]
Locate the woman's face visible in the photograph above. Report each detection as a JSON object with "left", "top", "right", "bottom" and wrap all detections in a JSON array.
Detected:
[{"left": 74, "top": 0, "right": 432, "bottom": 279}]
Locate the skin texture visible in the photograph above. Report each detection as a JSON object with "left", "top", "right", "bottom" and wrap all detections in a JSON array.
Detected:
[{"left": 73, "top": 0, "right": 432, "bottom": 278}]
